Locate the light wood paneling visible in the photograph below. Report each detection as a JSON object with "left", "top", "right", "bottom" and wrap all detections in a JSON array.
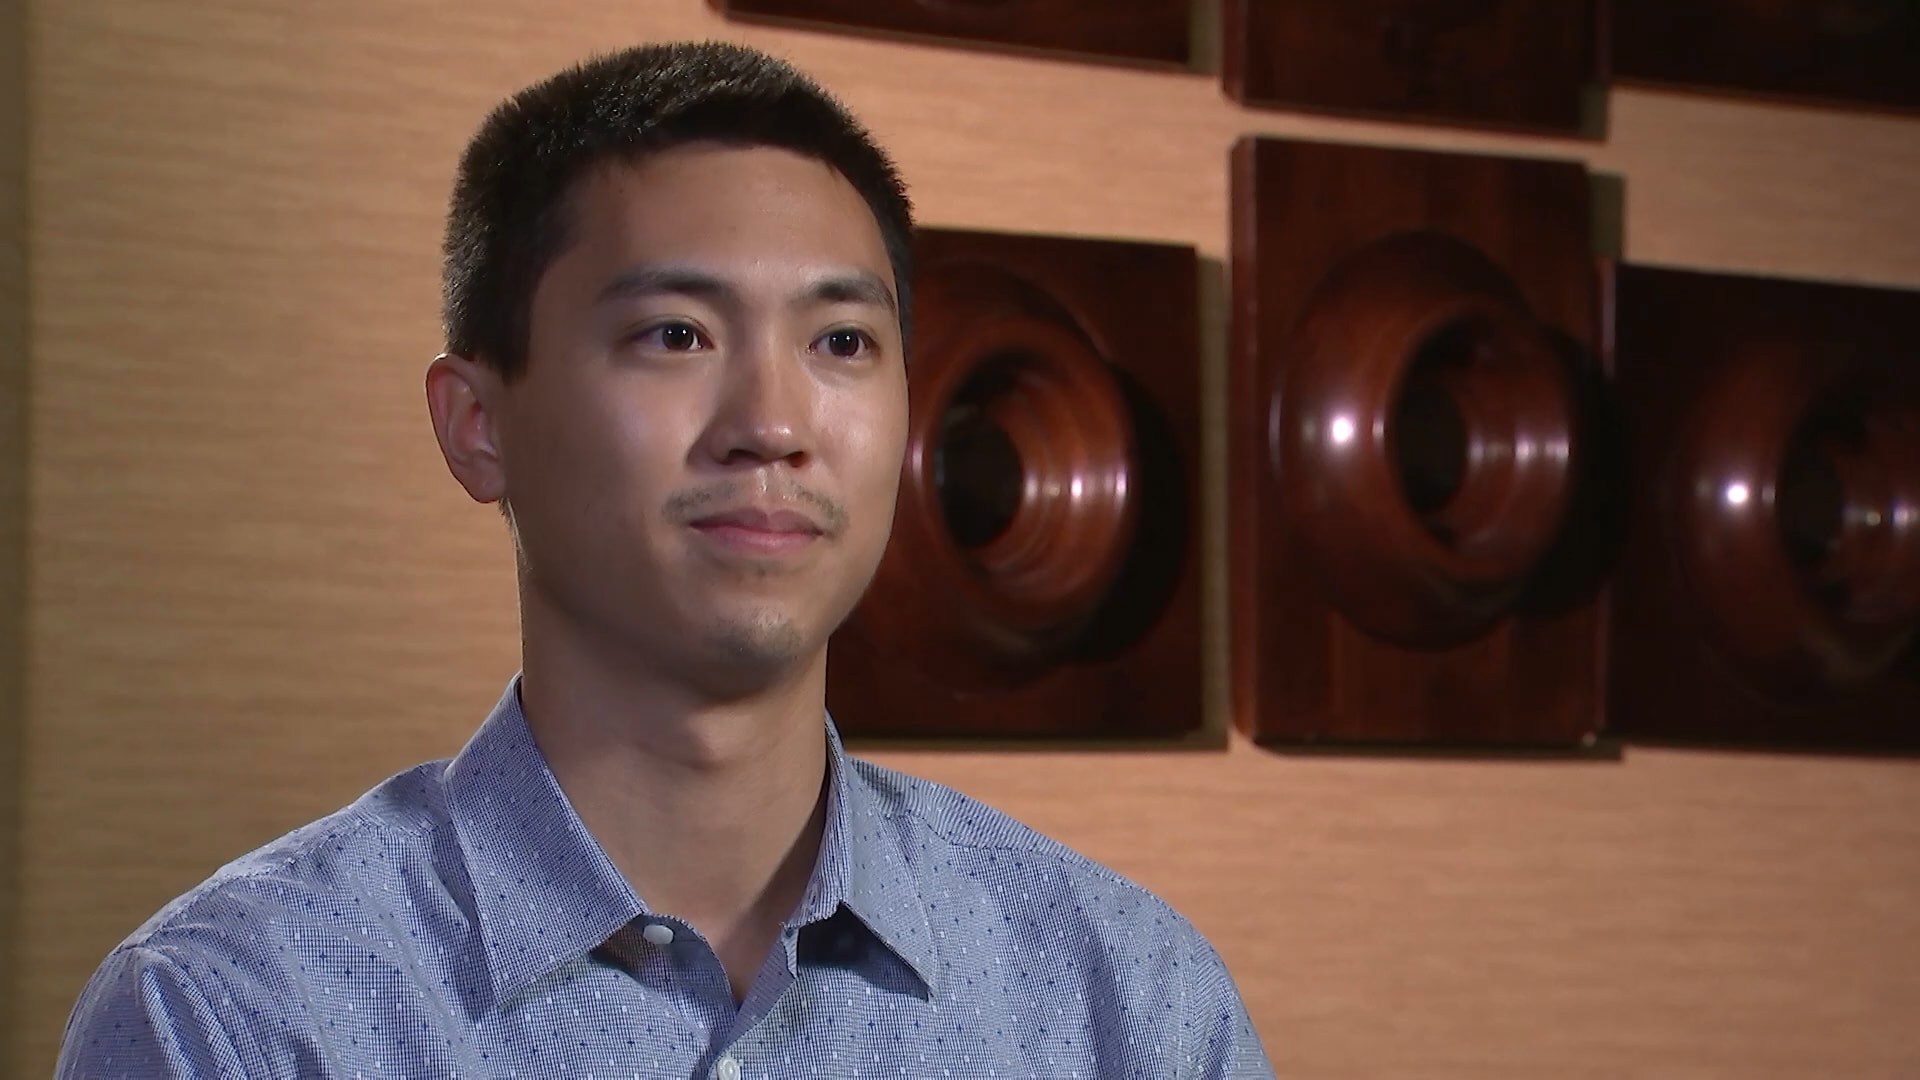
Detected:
[
  {"left": 14, "top": 1, "right": 1920, "bottom": 1076},
  {"left": 1, "top": 0, "right": 30, "bottom": 1064}
]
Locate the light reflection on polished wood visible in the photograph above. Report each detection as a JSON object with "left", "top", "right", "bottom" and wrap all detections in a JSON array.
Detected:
[{"left": 1277, "top": 230, "right": 1577, "bottom": 648}]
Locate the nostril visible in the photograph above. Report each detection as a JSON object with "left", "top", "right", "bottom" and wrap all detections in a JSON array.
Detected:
[
  {"left": 720, "top": 446, "right": 807, "bottom": 467},
  {"left": 714, "top": 421, "right": 810, "bottom": 468}
]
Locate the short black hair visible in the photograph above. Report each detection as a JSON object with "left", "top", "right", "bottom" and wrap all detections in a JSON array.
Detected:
[{"left": 441, "top": 41, "right": 915, "bottom": 381}]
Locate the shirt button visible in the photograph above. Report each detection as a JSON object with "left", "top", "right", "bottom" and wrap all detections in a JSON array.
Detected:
[
  {"left": 715, "top": 1055, "right": 742, "bottom": 1080},
  {"left": 640, "top": 922, "right": 675, "bottom": 946}
]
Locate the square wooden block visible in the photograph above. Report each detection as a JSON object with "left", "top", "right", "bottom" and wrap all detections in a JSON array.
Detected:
[
  {"left": 828, "top": 226, "right": 1204, "bottom": 739},
  {"left": 1612, "top": 0, "right": 1920, "bottom": 113},
  {"left": 1607, "top": 265, "right": 1920, "bottom": 751},
  {"left": 1229, "top": 136, "right": 1608, "bottom": 748},
  {"left": 712, "top": 0, "right": 1190, "bottom": 67},
  {"left": 1223, "top": 0, "right": 1598, "bottom": 134}
]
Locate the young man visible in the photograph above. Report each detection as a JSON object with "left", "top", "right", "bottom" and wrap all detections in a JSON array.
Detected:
[{"left": 57, "top": 42, "right": 1273, "bottom": 1079}]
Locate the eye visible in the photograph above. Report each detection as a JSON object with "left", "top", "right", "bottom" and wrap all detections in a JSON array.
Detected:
[
  {"left": 631, "top": 322, "right": 708, "bottom": 352},
  {"left": 815, "top": 328, "right": 876, "bottom": 359}
]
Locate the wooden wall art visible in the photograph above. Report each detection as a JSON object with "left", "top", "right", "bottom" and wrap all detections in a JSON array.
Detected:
[
  {"left": 1607, "top": 265, "right": 1920, "bottom": 751},
  {"left": 1222, "top": 0, "right": 1598, "bottom": 135},
  {"left": 828, "top": 226, "right": 1203, "bottom": 739},
  {"left": 710, "top": 0, "right": 1190, "bottom": 67},
  {"left": 1229, "top": 136, "right": 1613, "bottom": 749},
  {"left": 1611, "top": 0, "right": 1920, "bottom": 113}
]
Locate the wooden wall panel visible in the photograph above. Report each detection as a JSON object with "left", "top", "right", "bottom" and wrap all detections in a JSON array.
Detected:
[
  {"left": 1607, "top": 265, "right": 1920, "bottom": 750},
  {"left": 1222, "top": 0, "right": 1597, "bottom": 135},
  {"left": 0, "top": 0, "right": 29, "bottom": 1061},
  {"left": 833, "top": 227, "right": 1204, "bottom": 740},
  {"left": 1228, "top": 138, "right": 1605, "bottom": 748},
  {"left": 12, "top": 1, "right": 1920, "bottom": 1077},
  {"left": 1612, "top": 0, "right": 1920, "bottom": 114},
  {"left": 714, "top": 0, "right": 1191, "bottom": 67}
]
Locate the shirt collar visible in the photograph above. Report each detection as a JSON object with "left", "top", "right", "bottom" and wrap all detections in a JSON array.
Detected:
[
  {"left": 444, "top": 677, "right": 940, "bottom": 1010},
  {"left": 797, "top": 718, "right": 939, "bottom": 1000},
  {"left": 444, "top": 679, "right": 646, "bottom": 1011}
]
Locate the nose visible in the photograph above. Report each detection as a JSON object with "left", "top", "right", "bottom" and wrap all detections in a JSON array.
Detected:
[{"left": 697, "top": 332, "right": 813, "bottom": 470}]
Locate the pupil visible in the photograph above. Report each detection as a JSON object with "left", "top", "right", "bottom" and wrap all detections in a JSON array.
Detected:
[
  {"left": 662, "top": 325, "right": 693, "bottom": 349},
  {"left": 830, "top": 331, "right": 860, "bottom": 356}
]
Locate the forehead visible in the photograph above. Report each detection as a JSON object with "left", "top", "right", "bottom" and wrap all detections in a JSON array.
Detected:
[{"left": 549, "top": 143, "right": 893, "bottom": 291}]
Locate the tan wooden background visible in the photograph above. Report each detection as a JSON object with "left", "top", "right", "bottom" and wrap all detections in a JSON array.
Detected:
[
  {"left": 6, "top": 1, "right": 1920, "bottom": 1076},
  {"left": 2, "top": 0, "right": 27, "bottom": 1065}
]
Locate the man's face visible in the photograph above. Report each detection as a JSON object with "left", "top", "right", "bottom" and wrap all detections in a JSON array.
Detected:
[{"left": 496, "top": 143, "right": 908, "bottom": 693}]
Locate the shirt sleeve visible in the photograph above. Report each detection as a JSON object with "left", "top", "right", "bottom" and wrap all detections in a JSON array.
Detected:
[
  {"left": 55, "top": 944, "right": 252, "bottom": 1080},
  {"left": 1181, "top": 931, "right": 1277, "bottom": 1080}
]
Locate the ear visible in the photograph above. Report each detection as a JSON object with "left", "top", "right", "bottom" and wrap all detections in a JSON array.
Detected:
[{"left": 425, "top": 352, "right": 509, "bottom": 505}]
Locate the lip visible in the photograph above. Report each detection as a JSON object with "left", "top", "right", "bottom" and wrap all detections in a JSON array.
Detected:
[{"left": 687, "top": 507, "right": 825, "bottom": 556}]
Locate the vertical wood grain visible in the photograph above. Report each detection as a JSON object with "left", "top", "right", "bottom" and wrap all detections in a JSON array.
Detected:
[
  {"left": 0, "top": 0, "right": 30, "bottom": 1062},
  {"left": 12, "top": 1, "right": 1920, "bottom": 1076}
]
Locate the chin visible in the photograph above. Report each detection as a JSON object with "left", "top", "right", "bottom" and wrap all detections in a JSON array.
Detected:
[
  {"left": 669, "top": 615, "right": 824, "bottom": 703},
  {"left": 696, "top": 603, "right": 828, "bottom": 667},
  {"left": 710, "top": 619, "right": 807, "bottom": 667}
]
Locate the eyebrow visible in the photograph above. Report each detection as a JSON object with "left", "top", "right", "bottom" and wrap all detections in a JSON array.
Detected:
[{"left": 594, "top": 264, "right": 898, "bottom": 317}]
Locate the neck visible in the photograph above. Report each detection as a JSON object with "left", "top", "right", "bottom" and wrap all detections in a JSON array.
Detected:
[{"left": 516, "top": 590, "right": 832, "bottom": 1002}]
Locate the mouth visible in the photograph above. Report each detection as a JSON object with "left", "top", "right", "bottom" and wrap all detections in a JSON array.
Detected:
[{"left": 687, "top": 507, "right": 827, "bottom": 556}]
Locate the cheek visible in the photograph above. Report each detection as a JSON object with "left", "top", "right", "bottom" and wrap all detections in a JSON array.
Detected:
[
  {"left": 516, "top": 381, "right": 688, "bottom": 525},
  {"left": 602, "top": 401, "right": 689, "bottom": 490},
  {"left": 833, "top": 386, "right": 908, "bottom": 501}
]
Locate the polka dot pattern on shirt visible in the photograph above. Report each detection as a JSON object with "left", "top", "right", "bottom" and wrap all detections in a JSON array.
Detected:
[{"left": 57, "top": 677, "right": 1273, "bottom": 1079}]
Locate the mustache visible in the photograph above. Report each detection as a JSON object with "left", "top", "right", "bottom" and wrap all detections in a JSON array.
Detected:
[{"left": 662, "top": 482, "right": 850, "bottom": 536}]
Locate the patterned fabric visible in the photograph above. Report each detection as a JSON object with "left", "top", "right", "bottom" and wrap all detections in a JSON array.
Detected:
[{"left": 57, "top": 678, "right": 1274, "bottom": 1079}]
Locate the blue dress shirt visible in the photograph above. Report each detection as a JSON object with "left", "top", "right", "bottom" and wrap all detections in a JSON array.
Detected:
[{"left": 57, "top": 678, "right": 1274, "bottom": 1078}]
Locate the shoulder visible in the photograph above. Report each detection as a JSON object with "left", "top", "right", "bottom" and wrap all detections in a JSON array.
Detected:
[
  {"left": 848, "top": 754, "right": 1207, "bottom": 954},
  {"left": 846, "top": 757, "right": 1274, "bottom": 1076},
  {"left": 851, "top": 755, "right": 1161, "bottom": 886},
  {"left": 57, "top": 940, "right": 252, "bottom": 1079},
  {"left": 100, "top": 759, "right": 455, "bottom": 979},
  {"left": 59, "top": 761, "right": 461, "bottom": 1076}
]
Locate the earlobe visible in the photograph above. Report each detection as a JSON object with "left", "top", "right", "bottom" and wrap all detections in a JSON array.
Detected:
[{"left": 425, "top": 352, "right": 508, "bottom": 504}]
